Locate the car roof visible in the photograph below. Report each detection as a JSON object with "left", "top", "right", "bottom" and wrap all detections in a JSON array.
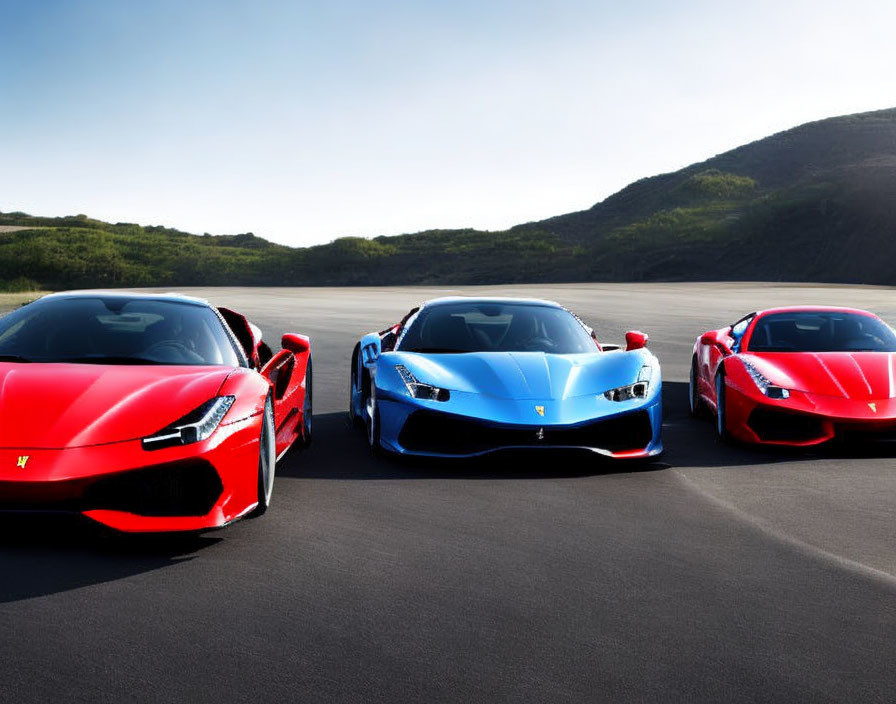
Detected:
[
  {"left": 754, "top": 305, "right": 878, "bottom": 318},
  {"left": 38, "top": 290, "right": 210, "bottom": 308},
  {"left": 420, "top": 296, "right": 564, "bottom": 309}
]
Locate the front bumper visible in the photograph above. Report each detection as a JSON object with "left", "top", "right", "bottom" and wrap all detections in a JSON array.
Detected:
[
  {"left": 376, "top": 393, "right": 663, "bottom": 459},
  {"left": 0, "top": 416, "right": 261, "bottom": 532},
  {"left": 724, "top": 380, "right": 896, "bottom": 446}
]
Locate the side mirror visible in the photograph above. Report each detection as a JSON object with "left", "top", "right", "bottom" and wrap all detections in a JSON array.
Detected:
[
  {"left": 700, "top": 331, "right": 720, "bottom": 346},
  {"left": 701, "top": 329, "right": 733, "bottom": 355},
  {"left": 282, "top": 333, "right": 310, "bottom": 354},
  {"left": 625, "top": 330, "right": 648, "bottom": 351},
  {"left": 360, "top": 332, "right": 382, "bottom": 365}
]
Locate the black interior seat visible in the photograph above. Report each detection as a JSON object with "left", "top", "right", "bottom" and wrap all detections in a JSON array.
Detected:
[{"left": 425, "top": 314, "right": 473, "bottom": 350}]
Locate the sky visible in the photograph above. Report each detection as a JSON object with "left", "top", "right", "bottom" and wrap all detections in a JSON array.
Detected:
[{"left": 1, "top": 0, "right": 894, "bottom": 246}]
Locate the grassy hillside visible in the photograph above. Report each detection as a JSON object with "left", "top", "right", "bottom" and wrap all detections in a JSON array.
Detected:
[
  {"left": 3, "top": 107, "right": 896, "bottom": 290},
  {"left": 525, "top": 108, "right": 896, "bottom": 282}
]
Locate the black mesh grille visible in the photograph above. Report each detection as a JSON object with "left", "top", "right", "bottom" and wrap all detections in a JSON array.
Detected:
[
  {"left": 83, "top": 460, "right": 223, "bottom": 516},
  {"left": 834, "top": 422, "right": 896, "bottom": 444},
  {"left": 398, "top": 409, "right": 653, "bottom": 455},
  {"left": 747, "top": 408, "right": 827, "bottom": 443},
  {"left": 0, "top": 459, "right": 223, "bottom": 517}
]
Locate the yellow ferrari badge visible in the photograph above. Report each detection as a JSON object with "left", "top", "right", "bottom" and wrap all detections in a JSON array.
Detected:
[
  {"left": 868, "top": 402, "right": 877, "bottom": 413},
  {"left": 535, "top": 405, "right": 545, "bottom": 416},
  {"left": 16, "top": 455, "right": 29, "bottom": 469}
]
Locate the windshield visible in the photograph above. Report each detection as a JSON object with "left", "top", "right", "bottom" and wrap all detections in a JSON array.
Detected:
[
  {"left": 397, "top": 302, "right": 597, "bottom": 354},
  {"left": 0, "top": 296, "right": 242, "bottom": 366},
  {"left": 747, "top": 311, "right": 896, "bottom": 353}
]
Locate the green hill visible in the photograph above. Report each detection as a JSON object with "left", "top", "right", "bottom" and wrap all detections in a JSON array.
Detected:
[{"left": 3, "top": 107, "right": 896, "bottom": 290}]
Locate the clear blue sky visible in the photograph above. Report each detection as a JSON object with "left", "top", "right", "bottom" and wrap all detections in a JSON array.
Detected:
[{"left": 1, "top": 0, "right": 893, "bottom": 245}]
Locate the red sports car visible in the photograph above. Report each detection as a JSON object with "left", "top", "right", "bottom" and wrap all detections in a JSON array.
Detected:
[
  {"left": 0, "top": 291, "right": 312, "bottom": 532},
  {"left": 690, "top": 306, "right": 896, "bottom": 446}
]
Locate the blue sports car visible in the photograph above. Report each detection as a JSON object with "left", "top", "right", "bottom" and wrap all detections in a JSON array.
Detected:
[{"left": 349, "top": 297, "right": 662, "bottom": 459}]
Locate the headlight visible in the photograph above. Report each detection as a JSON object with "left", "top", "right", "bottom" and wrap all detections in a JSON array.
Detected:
[
  {"left": 741, "top": 359, "right": 790, "bottom": 399},
  {"left": 142, "top": 396, "right": 235, "bottom": 450},
  {"left": 604, "top": 363, "right": 653, "bottom": 402},
  {"left": 604, "top": 382, "right": 649, "bottom": 402},
  {"left": 395, "top": 365, "right": 450, "bottom": 401}
]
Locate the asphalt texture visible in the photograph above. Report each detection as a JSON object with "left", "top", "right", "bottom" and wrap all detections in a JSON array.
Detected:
[{"left": 1, "top": 283, "right": 895, "bottom": 703}]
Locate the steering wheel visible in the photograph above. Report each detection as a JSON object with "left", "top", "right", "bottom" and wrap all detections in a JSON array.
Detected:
[
  {"left": 142, "top": 340, "right": 201, "bottom": 362},
  {"left": 522, "top": 336, "right": 557, "bottom": 352}
]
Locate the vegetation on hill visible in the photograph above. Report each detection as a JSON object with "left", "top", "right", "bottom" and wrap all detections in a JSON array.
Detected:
[{"left": 3, "top": 107, "right": 896, "bottom": 290}]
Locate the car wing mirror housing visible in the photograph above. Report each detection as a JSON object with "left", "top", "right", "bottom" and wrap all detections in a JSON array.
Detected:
[
  {"left": 625, "top": 330, "right": 648, "bottom": 351},
  {"left": 701, "top": 329, "right": 734, "bottom": 355},
  {"left": 282, "top": 333, "right": 310, "bottom": 354}
]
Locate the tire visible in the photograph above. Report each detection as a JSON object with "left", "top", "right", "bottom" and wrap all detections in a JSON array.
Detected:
[
  {"left": 297, "top": 358, "right": 312, "bottom": 448},
  {"left": 715, "top": 371, "right": 731, "bottom": 442},
  {"left": 689, "top": 357, "right": 704, "bottom": 417},
  {"left": 349, "top": 345, "right": 364, "bottom": 428},
  {"left": 250, "top": 396, "right": 276, "bottom": 517}
]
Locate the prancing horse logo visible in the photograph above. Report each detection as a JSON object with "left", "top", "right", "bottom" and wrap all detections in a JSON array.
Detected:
[
  {"left": 869, "top": 402, "right": 878, "bottom": 413},
  {"left": 16, "top": 456, "right": 29, "bottom": 469},
  {"left": 535, "top": 428, "right": 545, "bottom": 441},
  {"left": 535, "top": 405, "right": 545, "bottom": 416}
]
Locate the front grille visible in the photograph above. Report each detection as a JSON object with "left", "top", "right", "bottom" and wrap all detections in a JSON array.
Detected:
[
  {"left": 398, "top": 409, "right": 653, "bottom": 455},
  {"left": 834, "top": 422, "right": 896, "bottom": 444},
  {"left": 83, "top": 460, "right": 223, "bottom": 517},
  {"left": 0, "top": 459, "right": 223, "bottom": 517},
  {"left": 0, "top": 477, "right": 92, "bottom": 511},
  {"left": 747, "top": 408, "right": 827, "bottom": 443}
]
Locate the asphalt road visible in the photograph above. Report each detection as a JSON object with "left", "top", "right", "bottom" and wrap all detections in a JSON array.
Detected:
[{"left": 1, "top": 283, "right": 895, "bottom": 703}]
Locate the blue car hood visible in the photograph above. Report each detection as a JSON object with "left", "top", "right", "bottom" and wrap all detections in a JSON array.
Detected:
[{"left": 385, "top": 350, "right": 650, "bottom": 400}]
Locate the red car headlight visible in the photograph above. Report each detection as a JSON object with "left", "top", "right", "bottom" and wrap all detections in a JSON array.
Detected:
[
  {"left": 741, "top": 359, "right": 790, "bottom": 399},
  {"left": 142, "top": 396, "right": 235, "bottom": 451}
]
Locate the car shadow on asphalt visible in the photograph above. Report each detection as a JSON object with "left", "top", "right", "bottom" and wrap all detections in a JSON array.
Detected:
[
  {"left": 662, "top": 380, "right": 896, "bottom": 468},
  {"left": 282, "top": 381, "right": 896, "bottom": 479},
  {"left": 0, "top": 514, "right": 220, "bottom": 603},
  {"left": 277, "top": 409, "right": 669, "bottom": 480}
]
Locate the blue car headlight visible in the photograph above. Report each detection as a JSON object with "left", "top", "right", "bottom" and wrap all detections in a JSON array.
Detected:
[
  {"left": 604, "top": 362, "right": 654, "bottom": 402},
  {"left": 395, "top": 365, "right": 450, "bottom": 402}
]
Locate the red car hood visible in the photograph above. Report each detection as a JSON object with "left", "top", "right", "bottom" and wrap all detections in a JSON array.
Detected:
[
  {"left": 744, "top": 352, "right": 896, "bottom": 400},
  {"left": 0, "top": 363, "right": 234, "bottom": 449}
]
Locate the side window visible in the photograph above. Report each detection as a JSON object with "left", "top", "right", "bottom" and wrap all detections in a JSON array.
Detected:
[
  {"left": 394, "top": 307, "right": 421, "bottom": 350},
  {"left": 729, "top": 314, "right": 754, "bottom": 351},
  {"left": 731, "top": 318, "right": 750, "bottom": 337},
  {"left": 568, "top": 309, "right": 600, "bottom": 349}
]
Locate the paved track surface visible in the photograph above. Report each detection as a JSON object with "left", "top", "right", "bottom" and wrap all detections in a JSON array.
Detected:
[{"left": 1, "top": 283, "right": 895, "bottom": 703}]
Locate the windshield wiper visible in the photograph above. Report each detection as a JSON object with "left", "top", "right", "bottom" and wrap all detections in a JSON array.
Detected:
[
  {"left": 0, "top": 354, "right": 33, "bottom": 363},
  {"left": 55, "top": 356, "right": 166, "bottom": 365}
]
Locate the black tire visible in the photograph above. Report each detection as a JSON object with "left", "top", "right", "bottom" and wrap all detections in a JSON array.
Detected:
[
  {"left": 349, "top": 344, "right": 364, "bottom": 429},
  {"left": 715, "top": 370, "right": 731, "bottom": 442},
  {"left": 689, "top": 357, "right": 704, "bottom": 418},
  {"left": 250, "top": 396, "right": 276, "bottom": 517},
  {"left": 297, "top": 358, "right": 312, "bottom": 448}
]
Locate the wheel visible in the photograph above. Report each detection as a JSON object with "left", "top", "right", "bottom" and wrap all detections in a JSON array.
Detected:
[
  {"left": 349, "top": 345, "right": 365, "bottom": 429},
  {"left": 297, "top": 358, "right": 312, "bottom": 448},
  {"left": 250, "top": 395, "right": 276, "bottom": 517},
  {"left": 715, "top": 371, "right": 731, "bottom": 442},
  {"left": 689, "top": 357, "right": 704, "bottom": 417}
]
